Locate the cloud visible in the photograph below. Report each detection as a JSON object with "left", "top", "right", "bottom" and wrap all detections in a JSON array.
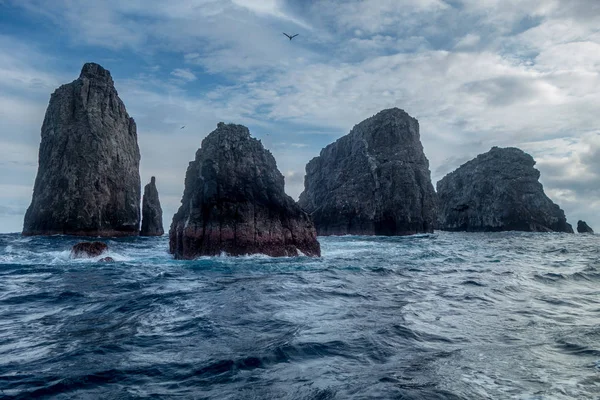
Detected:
[
  {"left": 455, "top": 33, "right": 481, "bottom": 49},
  {"left": 231, "top": 0, "right": 313, "bottom": 29},
  {"left": 1, "top": 0, "right": 600, "bottom": 232},
  {"left": 0, "top": 35, "right": 64, "bottom": 93},
  {"left": 519, "top": 133, "right": 600, "bottom": 227},
  {"left": 0, "top": 205, "right": 25, "bottom": 216},
  {"left": 309, "top": 0, "right": 449, "bottom": 35},
  {"left": 11, "top": 0, "right": 319, "bottom": 77},
  {"left": 283, "top": 170, "right": 306, "bottom": 198},
  {"left": 170, "top": 68, "right": 197, "bottom": 82}
]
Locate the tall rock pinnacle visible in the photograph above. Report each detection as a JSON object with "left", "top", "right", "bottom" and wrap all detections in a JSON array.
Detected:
[
  {"left": 140, "top": 177, "right": 164, "bottom": 236},
  {"left": 23, "top": 63, "right": 141, "bottom": 236},
  {"left": 298, "top": 108, "right": 437, "bottom": 236}
]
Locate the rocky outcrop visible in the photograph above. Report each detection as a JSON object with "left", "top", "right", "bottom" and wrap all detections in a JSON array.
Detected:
[
  {"left": 437, "top": 147, "right": 573, "bottom": 233},
  {"left": 577, "top": 220, "right": 594, "bottom": 234},
  {"left": 298, "top": 108, "right": 437, "bottom": 236},
  {"left": 23, "top": 63, "right": 141, "bottom": 236},
  {"left": 169, "top": 122, "right": 321, "bottom": 259},
  {"left": 71, "top": 241, "right": 108, "bottom": 258},
  {"left": 140, "top": 177, "right": 164, "bottom": 236}
]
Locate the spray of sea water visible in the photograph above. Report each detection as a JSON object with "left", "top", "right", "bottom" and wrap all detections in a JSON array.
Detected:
[{"left": 0, "top": 232, "right": 599, "bottom": 399}]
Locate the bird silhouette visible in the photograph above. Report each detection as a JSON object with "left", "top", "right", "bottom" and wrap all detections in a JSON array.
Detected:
[
  {"left": 180, "top": 126, "right": 186, "bottom": 129},
  {"left": 283, "top": 32, "right": 299, "bottom": 41}
]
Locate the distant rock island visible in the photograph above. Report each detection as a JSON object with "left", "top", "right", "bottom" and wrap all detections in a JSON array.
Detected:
[
  {"left": 169, "top": 123, "right": 321, "bottom": 259},
  {"left": 437, "top": 147, "right": 573, "bottom": 233},
  {"left": 298, "top": 108, "right": 437, "bottom": 236},
  {"left": 577, "top": 220, "right": 594, "bottom": 234},
  {"left": 140, "top": 177, "right": 164, "bottom": 236},
  {"left": 23, "top": 63, "right": 141, "bottom": 236}
]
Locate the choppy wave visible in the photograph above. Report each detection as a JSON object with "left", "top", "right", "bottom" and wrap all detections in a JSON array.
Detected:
[{"left": 0, "top": 232, "right": 599, "bottom": 399}]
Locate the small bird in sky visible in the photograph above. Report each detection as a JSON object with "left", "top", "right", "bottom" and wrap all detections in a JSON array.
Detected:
[
  {"left": 283, "top": 32, "right": 299, "bottom": 41},
  {"left": 180, "top": 125, "right": 186, "bottom": 129}
]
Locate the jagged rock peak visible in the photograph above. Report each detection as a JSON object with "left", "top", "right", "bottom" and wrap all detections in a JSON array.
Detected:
[
  {"left": 169, "top": 122, "right": 320, "bottom": 259},
  {"left": 366, "top": 107, "right": 411, "bottom": 119},
  {"left": 140, "top": 176, "right": 164, "bottom": 236},
  {"left": 577, "top": 220, "right": 594, "bottom": 234},
  {"left": 437, "top": 146, "right": 573, "bottom": 233},
  {"left": 298, "top": 107, "right": 437, "bottom": 236},
  {"left": 79, "top": 62, "right": 113, "bottom": 83}
]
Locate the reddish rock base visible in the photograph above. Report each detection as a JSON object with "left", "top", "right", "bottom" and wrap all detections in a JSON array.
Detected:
[{"left": 170, "top": 215, "right": 321, "bottom": 259}]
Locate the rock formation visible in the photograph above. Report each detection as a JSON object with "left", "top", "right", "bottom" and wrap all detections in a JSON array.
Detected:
[
  {"left": 436, "top": 147, "right": 573, "bottom": 233},
  {"left": 71, "top": 241, "right": 108, "bottom": 258},
  {"left": 577, "top": 220, "right": 594, "bottom": 234},
  {"left": 140, "top": 177, "right": 164, "bottom": 236},
  {"left": 169, "top": 122, "right": 321, "bottom": 259},
  {"left": 23, "top": 63, "right": 141, "bottom": 236},
  {"left": 298, "top": 108, "right": 437, "bottom": 236}
]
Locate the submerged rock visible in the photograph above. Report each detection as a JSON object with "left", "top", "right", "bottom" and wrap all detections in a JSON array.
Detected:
[
  {"left": 577, "top": 220, "right": 594, "bottom": 234},
  {"left": 23, "top": 62, "right": 141, "bottom": 236},
  {"left": 437, "top": 147, "right": 573, "bottom": 233},
  {"left": 169, "top": 122, "right": 321, "bottom": 259},
  {"left": 298, "top": 108, "right": 437, "bottom": 236},
  {"left": 99, "top": 257, "right": 115, "bottom": 262},
  {"left": 71, "top": 241, "right": 108, "bottom": 258},
  {"left": 140, "top": 177, "right": 164, "bottom": 236}
]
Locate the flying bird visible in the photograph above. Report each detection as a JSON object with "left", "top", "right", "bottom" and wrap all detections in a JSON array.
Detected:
[
  {"left": 180, "top": 126, "right": 186, "bottom": 129},
  {"left": 283, "top": 32, "right": 299, "bottom": 41}
]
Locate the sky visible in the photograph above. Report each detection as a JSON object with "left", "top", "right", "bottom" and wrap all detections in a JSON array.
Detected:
[{"left": 0, "top": 0, "right": 599, "bottom": 233}]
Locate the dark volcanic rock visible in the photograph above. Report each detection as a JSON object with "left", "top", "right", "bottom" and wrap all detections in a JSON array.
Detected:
[
  {"left": 140, "top": 177, "right": 164, "bottom": 236},
  {"left": 298, "top": 108, "right": 437, "bottom": 236},
  {"left": 437, "top": 147, "right": 573, "bottom": 233},
  {"left": 99, "top": 257, "right": 115, "bottom": 262},
  {"left": 169, "top": 122, "right": 321, "bottom": 259},
  {"left": 23, "top": 63, "right": 141, "bottom": 236},
  {"left": 71, "top": 241, "right": 108, "bottom": 258},
  {"left": 577, "top": 220, "right": 594, "bottom": 234}
]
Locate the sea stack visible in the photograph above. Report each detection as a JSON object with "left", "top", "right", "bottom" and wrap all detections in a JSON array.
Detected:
[
  {"left": 437, "top": 147, "right": 573, "bottom": 233},
  {"left": 298, "top": 108, "right": 437, "bottom": 236},
  {"left": 169, "top": 122, "right": 321, "bottom": 259},
  {"left": 140, "top": 177, "right": 164, "bottom": 236},
  {"left": 23, "top": 63, "right": 141, "bottom": 236},
  {"left": 577, "top": 220, "right": 594, "bottom": 234},
  {"left": 71, "top": 241, "right": 108, "bottom": 258}
]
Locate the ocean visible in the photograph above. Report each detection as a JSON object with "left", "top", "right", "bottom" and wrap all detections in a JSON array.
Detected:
[{"left": 0, "top": 232, "right": 598, "bottom": 399}]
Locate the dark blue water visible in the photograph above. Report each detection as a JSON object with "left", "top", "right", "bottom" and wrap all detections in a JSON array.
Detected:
[{"left": 0, "top": 232, "right": 599, "bottom": 399}]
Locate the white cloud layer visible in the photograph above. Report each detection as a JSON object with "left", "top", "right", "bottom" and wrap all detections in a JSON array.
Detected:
[
  {"left": 170, "top": 68, "right": 197, "bottom": 82},
  {"left": 1, "top": 0, "right": 599, "bottom": 232}
]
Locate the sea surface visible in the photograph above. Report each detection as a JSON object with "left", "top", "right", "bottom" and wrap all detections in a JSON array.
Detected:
[{"left": 0, "top": 232, "right": 599, "bottom": 399}]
